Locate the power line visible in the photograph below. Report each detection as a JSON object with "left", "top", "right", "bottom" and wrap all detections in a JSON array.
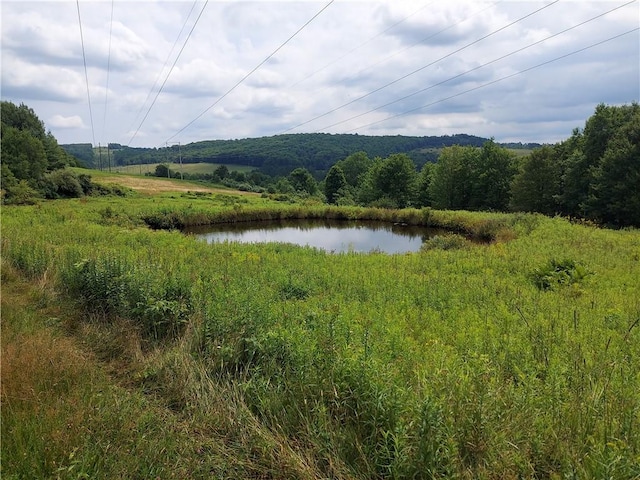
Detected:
[
  {"left": 280, "top": 0, "right": 559, "bottom": 134},
  {"left": 344, "top": 27, "right": 640, "bottom": 134},
  {"left": 76, "top": 0, "right": 96, "bottom": 147},
  {"left": 302, "top": 0, "right": 502, "bottom": 98},
  {"left": 164, "top": 0, "right": 336, "bottom": 145},
  {"left": 278, "top": 0, "right": 503, "bottom": 137},
  {"left": 126, "top": 0, "right": 200, "bottom": 139},
  {"left": 319, "top": 0, "right": 637, "bottom": 132},
  {"left": 289, "top": 0, "right": 438, "bottom": 89},
  {"left": 128, "top": 0, "right": 209, "bottom": 146},
  {"left": 102, "top": 0, "right": 114, "bottom": 144}
]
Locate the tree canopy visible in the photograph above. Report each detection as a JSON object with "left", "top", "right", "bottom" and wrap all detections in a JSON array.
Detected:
[
  {"left": 510, "top": 103, "right": 639, "bottom": 226},
  {"left": 82, "top": 133, "right": 510, "bottom": 178},
  {"left": 1, "top": 101, "right": 90, "bottom": 204}
]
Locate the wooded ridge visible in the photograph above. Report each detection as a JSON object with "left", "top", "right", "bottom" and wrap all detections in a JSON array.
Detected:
[{"left": 62, "top": 133, "right": 539, "bottom": 177}]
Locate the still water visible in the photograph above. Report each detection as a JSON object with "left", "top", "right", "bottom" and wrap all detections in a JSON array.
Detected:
[{"left": 186, "top": 219, "right": 452, "bottom": 254}]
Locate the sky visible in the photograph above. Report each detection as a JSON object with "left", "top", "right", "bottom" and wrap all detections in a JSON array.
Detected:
[{"left": 2, "top": 0, "right": 639, "bottom": 148}]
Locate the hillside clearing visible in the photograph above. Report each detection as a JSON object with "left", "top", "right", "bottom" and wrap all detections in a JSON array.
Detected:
[{"left": 76, "top": 169, "right": 258, "bottom": 195}]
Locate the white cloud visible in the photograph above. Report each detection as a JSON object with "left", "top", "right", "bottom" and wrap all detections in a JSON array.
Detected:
[
  {"left": 48, "top": 114, "right": 86, "bottom": 129},
  {"left": 1, "top": 1, "right": 638, "bottom": 147},
  {"left": 1, "top": 55, "right": 86, "bottom": 102}
]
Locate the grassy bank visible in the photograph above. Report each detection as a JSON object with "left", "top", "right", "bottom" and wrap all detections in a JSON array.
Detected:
[{"left": 2, "top": 190, "right": 639, "bottom": 478}]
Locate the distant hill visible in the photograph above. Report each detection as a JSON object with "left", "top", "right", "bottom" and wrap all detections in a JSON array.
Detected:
[{"left": 62, "top": 133, "right": 541, "bottom": 178}]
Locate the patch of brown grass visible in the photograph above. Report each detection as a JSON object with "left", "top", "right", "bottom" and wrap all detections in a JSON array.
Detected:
[
  {"left": 94, "top": 174, "right": 257, "bottom": 196},
  {"left": 1, "top": 326, "right": 89, "bottom": 401}
]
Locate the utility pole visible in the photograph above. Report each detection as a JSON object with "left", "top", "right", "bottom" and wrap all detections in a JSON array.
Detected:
[
  {"left": 165, "top": 142, "right": 170, "bottom": 178},
  {"left": 98, "top": 143, "right": 103, "bottom": 171},
  {"left": 167, "top": 141, "right": 183, "bottom": 179},
  {"left": 178, "top": 142, "right": 183, "bottom": 180}
]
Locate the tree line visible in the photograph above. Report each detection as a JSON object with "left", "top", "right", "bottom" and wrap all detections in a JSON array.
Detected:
[
  {"left": 64, "top": 132, "right": 531, "bottom": 177},
  {"left": 321, "top": 103, "right": 639, "bottom": 227},
  {"left": 1, "top": 101, "right": 127, "bottom": 204},
  {"left": 4, "top": 100, "right": 637, "bottom": 227}
]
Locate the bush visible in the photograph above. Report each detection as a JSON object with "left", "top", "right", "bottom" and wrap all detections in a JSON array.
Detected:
[
  {"left": 531, "top": 258, "right": 591, "bottom": 291},
  {"left": 141, "top": 211, "right": 185, "bottom": 230},
  {"left": 278, "top": 277, "right": 312, "bottom": 300},
  {"left": 2, "top": 180, "right": 42, "bottom": 205},
  {"left": 421, "top": 233, "right": 470, "bottom": 251},
  {"left": 41, "top": 169, "right": 84, "bottom": 198},
  {"left": 63, "top": 257, "right": 192, "bottom": 340}
]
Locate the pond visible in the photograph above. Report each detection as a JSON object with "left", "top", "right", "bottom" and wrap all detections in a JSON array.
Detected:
[{"left": 185, "top": 219, "right": 460, "bottom": 254}]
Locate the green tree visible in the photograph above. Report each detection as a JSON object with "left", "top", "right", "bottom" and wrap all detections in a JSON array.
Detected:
[
  {"left": 288, "top": 167, "right": 318, "bottom": 196},
  {"left": 416, "top": 162, "right": 435, "bottom": 207},
  {"left": 469, "top": 139, "right": 516, "bottom": 211},
  {"left": 154, "top": 164, "right": 171, "bottom": 178},
  {"left": 43, "top": 132, "right": 75, "bottom": 170},
  {"left": 509, "top": 145, "right": 561, "bottom": 214},
  {"left": 429, "top": 145, "right": 478, "bottom": 209},
  {"left": 1, "top": 101, "right": 77, "bottom": 205},
  {"left": 274, "top": 177, "right": 295, "bottom": 194},
  {"left": 554, "top": 129, "right": 586, "bottom": 217},
  {"left": 213, "top": 165, "right": 230, "bottom": 181},
  {"left": 1, "top": 101, "right": 46, "bottom": 140},
  {"left": 357, "top": 157, "right": 383, "bottom": 205},
  {"left": 324, "top": 164, "right": 348, "bottom": 204},
  {"left": 1, "top": 101, "right": 72, "bottom": 172},
  {"left": 372, "top": 153, "right": 418, "bottom": 208},
  {"left": 585, "top": 103, "right": 640, "bottom": 226},
  {"left": 583, "top": 103, "right": 619, "bottom": 165},
  {"left": 561, "top": 104, "right": 638, "bottom": 220},
  {"left": 1, "top": 126, "right": 48, "bottom": 182},
  {"left": 336, "top": 151, "right": 372, "bottom": 189}
]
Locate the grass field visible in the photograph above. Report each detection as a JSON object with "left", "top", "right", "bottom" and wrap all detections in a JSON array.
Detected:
[
  {"left": 71, "top": 167, "right": 259, "bottom": 195},
  {"left": 2, "top": 173, "right": 639, "bottom": 479},
  {"left": 110, "top": 162, "right": 255, "bottom": 176}
]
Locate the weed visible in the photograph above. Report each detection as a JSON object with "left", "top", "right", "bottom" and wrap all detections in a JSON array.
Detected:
[
  {"left": 2, "top": 195, "right": 639, "bottom": 478},
  {"left": 421, "top": 233, "right": 470, "bottom": 251},
  {"left": 531, "top": 258, "right": 591, "bottom": 291}
]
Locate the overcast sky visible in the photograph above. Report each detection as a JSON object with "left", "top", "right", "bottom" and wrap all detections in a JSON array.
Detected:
[{"left": 2, "top": 0, "right": 638, "bottom": 147}]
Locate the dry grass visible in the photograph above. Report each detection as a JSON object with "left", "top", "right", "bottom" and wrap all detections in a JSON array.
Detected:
[
  {"left": 93, "top": 173, "right": 258, "bottom": 196},
  {"left": 0, "top": 261, "right": 347, "bottom": 479}
]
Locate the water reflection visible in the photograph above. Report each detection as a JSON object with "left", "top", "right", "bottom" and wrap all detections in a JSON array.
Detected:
[{"left": 185, "top": 219, "right": 453, "bottom": 254}]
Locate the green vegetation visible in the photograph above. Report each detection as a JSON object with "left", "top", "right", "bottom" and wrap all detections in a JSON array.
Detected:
[
  {"left": 510, "top": 103, "right": 640, "bottom": 227},
  {"left": 59, "top": 104, "right": 639, "bottom": 229},
  {"left": 88, "top": 133, "right": 499, "bottom": 176},
  {"left": 114, "top": 161, "right": 254, "bottom": 176},
  {"left": 3, "top": 100, "right": 639, "bottom": 478},
  {"left": 1, "top": 101, "right": 124, "bottom": 204},
  {"left": 3, "top": 189, "right": 639, "bottom": 478}
]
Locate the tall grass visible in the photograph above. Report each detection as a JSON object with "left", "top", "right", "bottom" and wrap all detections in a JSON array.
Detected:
[{"left": 2, "top": 193, "right": 639, "bottom": 478}]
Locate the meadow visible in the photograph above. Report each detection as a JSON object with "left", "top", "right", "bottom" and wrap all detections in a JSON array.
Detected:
[
  {"left": 111, "top": 161, "right": 254, "bottom": 176},
  {"left": 2, "top": 181, "right": 639, "bottom": 479}
]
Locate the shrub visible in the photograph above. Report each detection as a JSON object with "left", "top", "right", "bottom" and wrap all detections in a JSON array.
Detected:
[
  {"left": 141, "top": 211, "right": 185, "bottom": 230},
  {"left": 421, "top": 233, "right": 470, "bottom": 251},
  {"left": 278, "top": 277, "right": 311, "bottom": 300},
  {"left": 40, "top": 169, "right": 84, "bottom": 199},
  {"left": 531, "top": 258, "right": 591, "bottom": 291},
  {"left": 63, "top": 257, "right": 192, "bottom": 340},
  {"left": 2, "top": 180, "right": 41, "bottom": 205}
]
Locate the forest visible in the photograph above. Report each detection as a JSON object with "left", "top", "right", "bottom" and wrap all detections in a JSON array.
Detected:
[{"left": 62, "top": 132, "right": 527, "bottom": 177}]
